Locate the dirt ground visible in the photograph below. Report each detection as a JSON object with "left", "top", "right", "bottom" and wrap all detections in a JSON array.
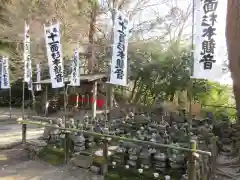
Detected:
[
  {"left": 0, "top": 145, "right": 103, "bottom": 180},
  {"left": 0, "top": 108, "right": 103, "bottom": 180}
]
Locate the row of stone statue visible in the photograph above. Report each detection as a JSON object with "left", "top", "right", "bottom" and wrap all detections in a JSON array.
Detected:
[{"left": 39, "top": 106, "right": 214, "bottom": 179}]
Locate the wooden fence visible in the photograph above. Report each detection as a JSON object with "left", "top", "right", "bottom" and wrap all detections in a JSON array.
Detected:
[{"left": 17, "top": 118, "right": 215, "bottom": 180}]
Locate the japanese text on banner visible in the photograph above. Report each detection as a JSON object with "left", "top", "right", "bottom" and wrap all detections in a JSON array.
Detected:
[
  {"left": 1, "top": 57, "right": 10, "bottom": 89},
  {"left": 193, "top": 0, "right": 222, "bottom": 81},
  {"left": 36, "top": 64, "right": 42, "bottom": 91},
  {"left": 70, "top": 46, "right": 80, "bottom": 86},
  {"left": 110, "top": 10, "right": 129, "bottom": 86},
  {"left": 24, "top": 21, "right": 32, "bottom": 83},
  {"left": 44, "top": 22, "right": 64, "bottom": 88}
]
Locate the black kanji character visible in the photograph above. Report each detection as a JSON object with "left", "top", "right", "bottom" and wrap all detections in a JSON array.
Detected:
[
  {"left": 119, "top": 32, "right": 125, "bottom": 43},
  {"left": 52, "top": 59, "right": 60, "bottom": 67},
  {"left": 51, "top": 51, "right": 60, "bottom": 60},
  {"left": 117, "top": 50, "right": 125, "bottom": 60},
  {"left": 55, "top": 73, "right": 63, "bottom": 83},
  {"left": 202, "top": 26, "right": 216, "bottom": 40},
  {"left": 201, "top": 15, "right": 209, "bottom": 26},
  {"left": 53, "top": 65, "right": 58, "bottom": 73},
  {"left": 203, "top": 0, "right": 218, "bottom": 14},
  {"left": 53, "top": 65, "right": 63, "bottom": 82},
  {"left": 115, "top": 59, "right": 124, "bottom": 69},
  {"left": 48, "top": 32, "right": 58, "bottom": 42},
  {"left": 118, "top": 20, "right": 127, "bottom": 32},
  {"left": 25, "top": 44, "right": 30, "bottom": 52},
  {"left": 53, "top": 27, "right": 58, "bottom": 33},
  {"left": 199, "top": 54, "right": 216, "bottom": 70},
  {"left": 114, "top": 68, "right": 124, "bottom": 79},
  {"left": 49, "top": 42, "right": 59, "bottom": 52},
  {"left": 118, "top": 15, "right": 122, "bottom": 21},
  {"left": 201, "top": 39, "right": 216, "bottom": 54},
  {"left": 209, "top": 12, "right": 217, "bottom": 26}
]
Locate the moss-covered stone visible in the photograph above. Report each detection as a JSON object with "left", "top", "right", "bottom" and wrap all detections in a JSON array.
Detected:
[{"left": 38, "top": 145, "right": 65, "bottom": 165}]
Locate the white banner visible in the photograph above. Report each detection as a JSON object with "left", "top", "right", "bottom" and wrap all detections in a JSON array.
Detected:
[
  {"left": 24, "top": 21, "right": 32, "bottom": 83},
  {"left": 36, "top": 64, "right": 42, "bottom": 91},
  {"left": 109, "top": 10, "right": 129, "bottom": 86},
  {"left": 1, "top": 57, "right": 10, "bottom": 89},
  {"left": 28, "top": 80, "right": 33, "bottom": 91},
  {"left": 70, "top": 45, "right": 80, "bottom": 86},
  {"left": 44, "top": 22, "right": 64, "bottom": 88},
  {"left": 193, "top": 0, "right": 223, "bottom": 81}
]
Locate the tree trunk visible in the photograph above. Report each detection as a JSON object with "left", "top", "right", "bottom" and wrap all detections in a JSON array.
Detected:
[
  {"left": 129, "top": 74, "right": 141, "bottom": 102},
  {"left": 87, "top": 2, "right": 98, "bottom": 73},
  {"left": 226, "top": 0, "right": 240, "bottom": 121}
]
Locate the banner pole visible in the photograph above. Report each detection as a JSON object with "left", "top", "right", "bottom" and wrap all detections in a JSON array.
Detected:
[
  {"left": 9, "top": 84, "right": 12, "bottom": 120},
  {"left": 188, "top": 0, "right": 195, "bottom": 129},
  {"left": 22, "top": 81, "right": 26, "bottom": 144}
]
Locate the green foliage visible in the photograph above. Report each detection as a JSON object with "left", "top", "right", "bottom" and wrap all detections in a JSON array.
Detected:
[
  {"left": 197, "top": 82, "right": 236, "bottom": 121},
  {"left": 125, "top": 40, "right": 235, "bottom": 120}
]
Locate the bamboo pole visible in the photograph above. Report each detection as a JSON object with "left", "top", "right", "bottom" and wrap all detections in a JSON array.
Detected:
[{"left": 17, "top": 118, "right": 211, "bottom": 156}]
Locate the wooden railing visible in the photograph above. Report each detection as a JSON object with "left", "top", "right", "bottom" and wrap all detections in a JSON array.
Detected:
[{"left": 17, "top": 118, "right": 214, "bottom": 180}]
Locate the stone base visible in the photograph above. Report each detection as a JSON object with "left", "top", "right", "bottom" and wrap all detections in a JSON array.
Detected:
[{"left": 71, "top": 155, "right": 93, "bottom": 169}]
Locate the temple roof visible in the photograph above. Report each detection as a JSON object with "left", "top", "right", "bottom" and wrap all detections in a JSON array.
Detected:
[{"left": 33, "top": 73, "right": 107, "bottom": 84}]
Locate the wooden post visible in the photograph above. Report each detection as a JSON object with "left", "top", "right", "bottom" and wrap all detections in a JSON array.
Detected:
[
  {"left": 22, "top": 81, "right": 26, "bottom": 144},
  {"left": 65, "top": 132, "right": 70, "bottom": 163},
  {"left": 92, "top": 81, "right": 97, "bottom": 119},
  {"left": 102, "top": 139, "right": 108, "bottom": 175},
  {"left": 104, "top": 83, "right": 108, "bottom": 123},
  {"left": 31, "top": 87, "right": 36, "bottom": 116},
  {"left": 44, "top": 85, "right": 48, "bottom": 117},
  {"left": 64, "top": 85, "right": 69, "bottom": 164},
  {"left": 188, "top": 140, "right": 197, "bottom": 180},
  {"left": 210, "top": 136, "right": 217, "bottom": 179}
]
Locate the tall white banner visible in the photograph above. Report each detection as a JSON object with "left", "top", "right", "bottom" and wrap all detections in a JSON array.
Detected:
[
  {"left": 109, "top": 10, "right": 129, "bottom": 86},
  {"left": 193, "top": 0, "right": 223, "bottom": 81},
  {"left": 44, "top": 22, "right": 64, "bottom": 88},
  {"left": 70, "top": 45, "right": 80, "bottom": 86},
  {"left": 24, "top": 21, "right": 32, "bottom": 83},
  {"left": 36, "top": 64, "right": 42, "bottom": 91},
  {"left": 1, "top": 57, "right": 10, "bottom": 89}
]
